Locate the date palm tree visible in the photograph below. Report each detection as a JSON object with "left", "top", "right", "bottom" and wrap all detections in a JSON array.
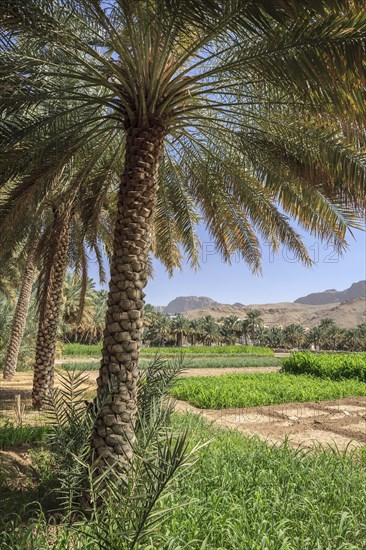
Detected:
[
  {"left": 201, "top": 315, "right": 220, "bottom": 346},
  {"left": 220, "top": 315, "right": 239, "bottom": 345},
  {"left": 1, "top": 1, "right": 366, "bottom": 467},
  {"left": 188, "top": 318, "right": 203, "bottom": 346},
  {"left": 245, "top": 310, "right": 264, "bottom": 344},
  {"left": 283, "top": 323, "right": 306, "bottom": 349},
  {"left": 1, "top": 240, "right": 38, "bottom": 379},
  {"left": 236, "top": 318, "right": 251, "bottom": 346},
  {"left": 171, "top": 314, "right": 190, "bottom": 347}
]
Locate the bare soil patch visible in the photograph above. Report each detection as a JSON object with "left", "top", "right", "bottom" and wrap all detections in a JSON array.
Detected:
[{"left": 175, "top": 397, "right": 366, "bottom": 450}]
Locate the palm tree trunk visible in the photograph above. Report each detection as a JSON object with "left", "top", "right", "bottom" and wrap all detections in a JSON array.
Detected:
[
  {"left": 92, "top": 126, "right": 165, "bottom": 470},
  {"left": 3, "top": 240, "right": 38, "bottom": 380},
  {"left": 32, "top": 208, "right": 72, "bottom": 410},
  {"left": 177, "top": 332, "right": 183, "bottom": 347}
]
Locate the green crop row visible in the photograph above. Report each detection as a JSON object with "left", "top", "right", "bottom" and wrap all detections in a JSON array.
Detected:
[
  {"left": 170, "top": 372, "right": 366, "bottom": 409},
  {"left": 59, "top": 355, "right": 280, "bottom": 371},
  {"left": 157, "top": 414, "right": 366, "bottom": 548},
  {"left": 62, "top": 342, "right": 274, "bottom": 357},
  {"left": 142, "top": 344, "right": 274, "bottom": 355},
  {"left": 282, "top": 352, "right": 366, "bottom": 381}
]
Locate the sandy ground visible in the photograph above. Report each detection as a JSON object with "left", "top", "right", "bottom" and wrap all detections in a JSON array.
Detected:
[
  {"left": 1, "top": 370, "right": 365, "bottom": 450},
  {"left": 175, "top": 398, "right": 366, "bottom": 450}
]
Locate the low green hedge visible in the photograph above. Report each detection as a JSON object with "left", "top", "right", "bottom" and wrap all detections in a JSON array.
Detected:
[
  {"left": 282, "top": 352, "right": 366, "bottom": 381},
  {"left": 62, "top": 342, "right": 274, "bottom": 357}
]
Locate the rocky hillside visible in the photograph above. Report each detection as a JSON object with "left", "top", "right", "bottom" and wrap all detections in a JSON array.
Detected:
[
  {"left": 164, "top": 296, "right": 220, "bottom": 314},
  {"left": 183, "top": 299, "right": 365, "bottom": 328},
  {"left": 161, "top": 282, "right": 366, "bottom": 328},
  {"left": 294, "top": 280, "right": 366, "bottom": 305}
]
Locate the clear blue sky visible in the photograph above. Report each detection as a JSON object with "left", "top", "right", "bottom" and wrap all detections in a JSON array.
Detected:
[
  {"left": 89, "top": 222, "right": 366, "bottom": 306},
  {"left": 144, "top": 224, "right": 366, "bottom": 306}
]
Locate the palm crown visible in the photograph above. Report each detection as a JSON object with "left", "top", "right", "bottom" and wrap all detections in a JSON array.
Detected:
[{"left": 1, "top": 1, "right": 365, "bottom": 268}]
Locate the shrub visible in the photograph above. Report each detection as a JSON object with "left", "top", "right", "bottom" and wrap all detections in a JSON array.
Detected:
[{"left": 282, "top": 352, "right": 366, "bottom": 381}]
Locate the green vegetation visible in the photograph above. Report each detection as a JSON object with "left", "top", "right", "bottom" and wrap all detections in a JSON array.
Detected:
[
  {"left": 282, "top": 352, "right": 366, "bottom": 381},
  {"left": 62, "top": 342, "right": 274, "bottom": 358},
  {"left": 61, "top": 342, "right": 102, "bottom": 357},
  {"left": 158, "top": 415, "right": 366, "bottom": 548},
  {"left": 171, "top": 372, "right": 366, "bottom": 409},
  {"left": 2, "top": 415, "right": 366, "bottom": 548},
  {"left": 0, "top": 421, "right": 49, "bottom": 450},
  {"left": 144, "top": 345, "right": 274, "bottom": 355},
  {"left": 60, "top": 355, "right": 280, "bottom": 372}
]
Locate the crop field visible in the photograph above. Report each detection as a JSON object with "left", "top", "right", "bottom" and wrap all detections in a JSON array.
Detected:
[
  {"left": 62, "top": 342, "right": 274, "bottom": 357},
  {"left": 282, "top": 352, "right": 366, "bottom": 381},
  {"left": 59, "top": 355, "right": 280, "bottom": 371},
  {"left": 2, "top": 415, "right": 366, "bottom": 548},
  {"left": 157, "top": 415, "right": 366, "bottom": 548},
  {"left": 170, "top": 372, "right": 366, "bottom": 409}
]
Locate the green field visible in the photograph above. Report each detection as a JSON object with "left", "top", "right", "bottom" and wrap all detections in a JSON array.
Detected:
[
  {"left": 170, "top": 372, "right": 366, "bottom": 409},
  {"left": 62, "top": 342, "right": 274, "bottom": 357},
  {"left": 282, "top": 352, "right": 366, "bottom": 381},
  {"left": 157, "top": 415, "right": 366, "bottom": 548},
  {"left": 59, "top": 355, "right": 280, "bottom": 371},
  {"left": 2, "top": 415, "right": 366, "bottom": 548}
]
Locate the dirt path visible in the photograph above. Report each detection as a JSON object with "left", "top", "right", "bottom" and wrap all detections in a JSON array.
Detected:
[{"left": 175, "top": 397, "right": 366, "bottom": 450}]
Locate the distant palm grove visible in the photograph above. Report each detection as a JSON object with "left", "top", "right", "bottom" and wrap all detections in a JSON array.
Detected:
[{"left": 1, "top": 275, "right": 365, "bottom": 375}]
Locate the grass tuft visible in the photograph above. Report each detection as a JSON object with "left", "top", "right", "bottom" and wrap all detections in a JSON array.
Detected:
[{"left": 0, "top": 421, "right": 49, "bottom": 450}]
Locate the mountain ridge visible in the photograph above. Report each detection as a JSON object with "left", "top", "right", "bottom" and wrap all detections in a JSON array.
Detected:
[
  {"left": 294, "top": 280, "right": 365, "bottom": 305},
  {"left": 158, "top": 281, "right": 366, "bottom": 328}
]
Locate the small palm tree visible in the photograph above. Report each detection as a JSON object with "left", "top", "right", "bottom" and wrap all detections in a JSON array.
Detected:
[
  {"left": 246, "top": 310, "right": 264, "bottom": 344},
  {"left": 283, "top": 324, "right": 306, "bottom": 349},
  {"left": 171, "top": 314, "right": 190, "bottom": 347},
  {"left": 220, "top": 315, "right": 239, "bottom": 345},
  {"left": 2, "top": 1, "right": 365, "bottom": 465},
  {"left": 86, "top": 290, "right": 109, "bottom": 345},
  {"left": 318, "top": 318, "right": 338, "bottom": 349},
  {"left": 148, "top": 313, "right": 172, "bottom": 346},
  {"left": 266, "top": 327, "right": 285, "bottom": 349},
  {"left": 201, "top": 315, "right": 220, "bottom": 346},
  {"left": 2, "top": 239, "right": 38, "bottom": 379},
  {"left": 188, "top": 319, "right": 202, "bottom": 346},
  {"left": 307, "top": 326, "right": 322, "bottom": 351},
  {"left": 236, "top": 318, "right": 251, "bottom": 346}
]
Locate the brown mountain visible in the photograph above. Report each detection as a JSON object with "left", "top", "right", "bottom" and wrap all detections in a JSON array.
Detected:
[
  {"left": 183, "top": 299, "right": 365, "bottom": 328},
  {"left": 161, "top": 282, "right": 366, "bottom": 328},
  {"left": 164, "top": 296, "right": 220, "bottom": 314},
  {"left": 294, "top": 280, "right": 366, "bottom": 305}
]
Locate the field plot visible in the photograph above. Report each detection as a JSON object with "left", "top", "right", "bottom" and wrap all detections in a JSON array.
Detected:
[
  {"left": 171, "top": 372, "right": 366, "bottom": 408},
  {"left": 2, "top": 369, "right": 366, "bottom": 450},
  {"left": 282, "top": 352, "right": 366, "bottom": 380},
  {"left": 62, "top": 343, "right": 274, "bottom": 357},
  {"left": 58, "top": 355, "right": 280, "bottom": 371}
]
